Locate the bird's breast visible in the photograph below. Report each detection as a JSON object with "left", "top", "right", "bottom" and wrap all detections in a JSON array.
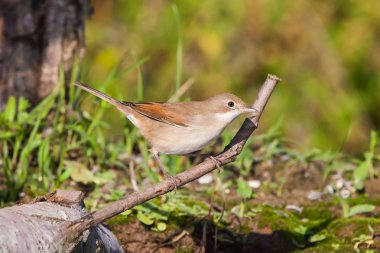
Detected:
[
  {"left": 123, "top": 110, "right": 233, "bottom": 155},
  {"left": 143, "top": 121, "right": 226, "bottom": 155}
]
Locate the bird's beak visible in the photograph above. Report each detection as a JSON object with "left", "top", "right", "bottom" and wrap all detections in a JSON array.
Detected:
[{"left": 243, "top": 107, "right": 258, "bottom": 114}]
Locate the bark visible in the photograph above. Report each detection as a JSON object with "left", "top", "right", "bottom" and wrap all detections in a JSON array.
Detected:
[
  {"left": 0, "top": 190, "right": 123, "bottom": 253},
  {"left": 0, "top": 0, "right": 91, "bottom": 108}
]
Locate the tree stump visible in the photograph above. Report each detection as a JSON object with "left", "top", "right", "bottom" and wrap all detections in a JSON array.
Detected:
[
  {"left": 0, "top": 0, "right": 92, "bottom": 108},
  {"left": 0, "top": 190, "right": 123, "bottom": 252}
]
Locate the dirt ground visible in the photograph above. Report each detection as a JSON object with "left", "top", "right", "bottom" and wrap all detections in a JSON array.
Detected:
[{"left": 109, "top": 154, "right": 380, "bottom": 252}]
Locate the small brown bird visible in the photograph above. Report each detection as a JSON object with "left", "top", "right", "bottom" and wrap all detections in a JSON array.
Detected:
[{"left": 75, "top": 82, "right": 256, "bottom": 187}]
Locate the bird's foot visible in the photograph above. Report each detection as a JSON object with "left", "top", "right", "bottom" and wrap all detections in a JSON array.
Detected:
[
  {"left": 207, "top": 156, "right": 223, "bottom": 172},
  {"left": 163, "top": 171, "right": 178, "bottom": 192}
]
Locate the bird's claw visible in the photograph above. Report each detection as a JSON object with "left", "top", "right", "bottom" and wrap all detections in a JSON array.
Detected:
[
  {"left": 163, "top": 172, "right": 178, "bottom": 192},
  {"left": 208, "top": 156, "right": 222, "bottom": 170}
]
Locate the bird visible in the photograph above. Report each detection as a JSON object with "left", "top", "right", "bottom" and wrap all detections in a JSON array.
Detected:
[{"left": 74, "top": 81, "right": 257, "bottom": 188}]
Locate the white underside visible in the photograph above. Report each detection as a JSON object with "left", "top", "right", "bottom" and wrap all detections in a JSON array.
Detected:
[
  {"left": 122, "top": 108, "right": 242, "bottom": 155},
  {"left": 155, "top": 110, "right": 241, "bottom": 155}
]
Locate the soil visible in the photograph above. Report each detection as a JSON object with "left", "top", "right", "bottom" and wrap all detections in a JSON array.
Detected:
[{"left": 108, "top": 153, "right": 380, "bottom": 252}]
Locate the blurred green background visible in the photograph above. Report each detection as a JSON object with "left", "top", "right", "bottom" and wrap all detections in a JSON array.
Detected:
[{"left": 81, "top": 0, "right": 380, "bottom": 153}]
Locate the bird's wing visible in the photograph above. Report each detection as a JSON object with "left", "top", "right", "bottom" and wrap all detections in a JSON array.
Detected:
[{"left": 126, "top": 102, "right": 189, "bottom": 127}]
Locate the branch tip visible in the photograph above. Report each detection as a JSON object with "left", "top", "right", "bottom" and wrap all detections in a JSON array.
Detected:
[{"left": 267, "top": 74, "right": 282, "bottom": 82}]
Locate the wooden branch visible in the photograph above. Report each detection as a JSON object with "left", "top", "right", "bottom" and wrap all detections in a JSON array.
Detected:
[{"left": 61, "top": 74, "right": 281, "bottom": 247}]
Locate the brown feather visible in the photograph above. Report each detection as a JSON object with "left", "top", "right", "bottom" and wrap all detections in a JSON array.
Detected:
[{"left": 129, "top": 103, "right": 189, "bottom": 127}]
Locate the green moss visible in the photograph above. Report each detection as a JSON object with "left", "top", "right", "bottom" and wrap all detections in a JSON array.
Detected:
[
  {"left": 301, "top": 203, "right": 337, "bottom": 220},
  {"left": 328, "top": 218, "right": 380, "bottom": 243},
  {"left": 302, "top": 245, "right": 356, "bottom": 253}
]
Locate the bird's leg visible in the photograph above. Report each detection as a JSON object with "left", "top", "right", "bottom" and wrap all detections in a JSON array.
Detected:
[
  {"left": 186, "top": 152, "right": 223, "bottom": 172},
  {"left": 151, "top": 150, "right": 178, "bottom": 191}
]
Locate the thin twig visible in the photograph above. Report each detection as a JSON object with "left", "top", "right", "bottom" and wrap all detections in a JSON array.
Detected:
[
  {"left": 167, "top": 77, "right": 195, "bottom": 102},
  {"left": 150, "top": 230, "right": 189, "bottom": 253},
  {"left": 61, "top": 74, "right": 281, "bottom": 244}
]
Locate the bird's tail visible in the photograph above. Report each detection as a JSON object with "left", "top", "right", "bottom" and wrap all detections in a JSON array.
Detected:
[{"left": 74, "top": 81, "right": 124, "bottom": 109}]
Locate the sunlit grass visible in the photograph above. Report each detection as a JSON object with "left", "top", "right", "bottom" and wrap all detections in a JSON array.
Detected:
[
  {"left": 1, "top": 2, "right": 380, "bottom": 251},
  {"left": 1, "top": 72, "right": 379, "bottom": 250}
]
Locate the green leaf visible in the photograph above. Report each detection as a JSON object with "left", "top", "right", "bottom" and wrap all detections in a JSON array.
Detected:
[
  {"left": 368, "top": 223, "right": 374, "bottom": 235},
  {"left": 120, "top": 209, "right": 132, "bottom": 217},
  {"left": 354, "top": 131, "right": 378, "bottom": 190},
  {"left": 38, "top": 139, "right": 51, "bottom": 170},
  {"left": 137, "top": 211, "right": 154, "bottom": 225},
  {"left": 58, "top": 166, "right": 74, "bottom": 182},
  {"left": 369, "top": 131, "right": 378, "bottom": 154},
  {"left": 0, "top": 131, "right": 16, "bottom": 139},
  {"left": 348, "top": 204, "right": 375, "bottom": 217},
  {"left": 171, "top": 3, "right": 183, "bottom": 90},
  {"left": 293, "top": 225, "right": 307, "bottom": 236},
  {"left": 339, "top": 198, "right": 350, "bottom": 218},
  {"left": 64, "top": 161, "right": 96, "bottom": 184},
  {"left": 309, "top": 233, "right": 327, "bottom": 243},
  {"left": 69, "top": 52, "right": 80, "bottom": 104},
  {"left": 4, "top": 96, "right": 16, "bottom": 122},
  {"left": 3, "top": 157, "right": 12, "bottom": 185},
  {"left": 156, "top": 222, "right": 167, "bottom": 232},
  {"left": 93, "top": 171, "right": 116, "bottom": 184},
  {"left": 17, "top": 96, "right": 30, "bottom": 114},
  {"left": 353, "top": 156, "right": 371, "bottom": 190},
  {"left": 237, "top": 179, "right": 253, "bottom": 199}
]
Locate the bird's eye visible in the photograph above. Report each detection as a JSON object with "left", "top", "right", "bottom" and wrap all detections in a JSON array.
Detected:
[{"left": 227, "top": 101, "right": 235, "bottom": 108}]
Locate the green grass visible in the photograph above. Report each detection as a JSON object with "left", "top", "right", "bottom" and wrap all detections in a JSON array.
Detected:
[
  {"left": 0, "top": 78, "right": 379, "bottom": 251},
  {"left": 1, "top": 3, "right": 380, "bottom": 249}
]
